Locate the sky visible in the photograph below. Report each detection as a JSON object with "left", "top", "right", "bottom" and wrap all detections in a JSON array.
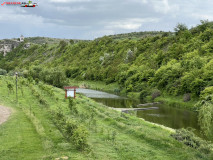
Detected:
[{"left": 0, "top": 0, "right": 213, "bottom": 40}]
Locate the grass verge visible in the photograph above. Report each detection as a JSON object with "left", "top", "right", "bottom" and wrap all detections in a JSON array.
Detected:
[{"left": 155, "top": 95, "right": 198, "bottom": 111}]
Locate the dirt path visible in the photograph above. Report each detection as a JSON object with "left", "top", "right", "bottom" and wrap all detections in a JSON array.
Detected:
[{"left": 0, "top": 106, "right": 11, "bottom": 125}]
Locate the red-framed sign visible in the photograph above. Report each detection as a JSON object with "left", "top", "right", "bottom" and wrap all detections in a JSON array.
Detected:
[{"left": 64, "top": 86, "right": 78, "bottom": 99}]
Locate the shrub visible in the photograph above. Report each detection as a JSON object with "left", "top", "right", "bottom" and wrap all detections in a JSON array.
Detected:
[
  {"left": 197, "top": 99, "right": 213, "bottom": 137},
  {"left": 7, "top": 82, "right": 14, "bottom": 94},
  {"left": 59, "top": 40, "right": 67, "bottom": 51},
  {"left": 183, "top": 93, "right": 191, "bottom": 102},
  {"left": 171, "top": 129, "right": 212, "bottom": 154},
  {"left": 35, "top": 78, "right": 39, "bottom": 84},
  {"left": 200, "top": 86, "right": 213, "bottom": 99},
  {"left": 68, "top": 97, "right": 74, "bottom": 110},
  {"left": 0, "top": 68, "right": 7, "bottom": 75},
  {"left": 139, "top": 90, "right": 149, "bottom": 100},
  {"left": 72, "top": 126, "right": 88, "bottom": 150},
  {"left": 64, "top": 119, "right": 78, "bottom": 137},
  {"left": 65, "top": 67, "right": 80, "bottom": 78},
  {"left": 39, "top": 97, "right": 47, "bottom": 106},
  {"left": 174, "top": 23, "right": 188, "bottom": 35},
  {"left": 68, "top": 97, "right": 77, "bottom": 114}
]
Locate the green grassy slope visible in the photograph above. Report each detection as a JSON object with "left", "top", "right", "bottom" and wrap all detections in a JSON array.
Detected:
[{"left": 0, "top": 76, "right": 211, "bottom": 159}]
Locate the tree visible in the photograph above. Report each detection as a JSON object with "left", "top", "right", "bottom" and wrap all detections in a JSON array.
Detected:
[
  {"left": 59, "top": 40, "right": 68, "bottom": 51},
  {"left": 174, "top": 23, "right": 188, "bottom": 35},
  {"left": 70, "top": 40, "right": 74, "bottom": 44}
]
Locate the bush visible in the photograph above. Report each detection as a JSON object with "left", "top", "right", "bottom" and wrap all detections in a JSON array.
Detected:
[
  {"left": 197, "top": 99, "right": 213, "bottom": 137},
  {"left": 72, "top": 126, "right": 88, "bottom": 150},
  {"left": 39, "top": 97, "right": 47, "bottom": 106},
  {"left": 65, "top": 67, "right": 80, "bottom": 78},
  {"left": 174, "top": 23, "right": 188, "bottom": 35},
  {"left": 0, "top": 68, "right": 7, "bottom": 75},
  {"left": 68, "top": 98, "right": 77, "bottom": 114},
  {"left": 183, "top": 93, "right": 191, "bottom": 102},
  {"left": 171, "top": 129, "right": 212, "bottom": 154},
  {"left": 139, "top": 90, "right": 149, "bottom": 100},
  {"left": 64, "top": 119, "right": 78, "bottom": 137},
  {"left": 200, "top": 86, "right": 213, "bottom": 99},
  {"left": 59, "top": 40, "right": 68, "bottom": 51}
]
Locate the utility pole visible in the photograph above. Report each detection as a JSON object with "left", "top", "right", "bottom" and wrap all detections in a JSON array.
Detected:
[{"left": 15, "top": 72, "right": 18, "bottom": 103}]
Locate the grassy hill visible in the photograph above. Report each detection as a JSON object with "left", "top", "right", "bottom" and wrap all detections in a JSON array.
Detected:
[{"left": 0, "top": 76, "right": 212, "bottom": 160}]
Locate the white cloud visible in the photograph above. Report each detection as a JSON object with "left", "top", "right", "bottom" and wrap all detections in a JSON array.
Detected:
[
  {"left": 55, "top": 6, "right": 86, "bottom": 12},
  {"left": 106, "top": 18, "right": 159, "bottom": 30},
  {"left": 191, "top": 13, "right": 213, "bottom": 21},
  {"left": 152, "top": 0, "right": 179, "bottom": 14}
]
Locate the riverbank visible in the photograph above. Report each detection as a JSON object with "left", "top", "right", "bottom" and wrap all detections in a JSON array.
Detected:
[
  {"left": 69, "top": 80, "right": 198, "bottom": 111},
  {"left": 0, "top": 76, "right": 211, "bottom": 159},
  {"left": 69, "top": 79, "right": 119, "bottom": 94},
  {"left": 154, "top": 95, "right": 198, "bottom": 111}
]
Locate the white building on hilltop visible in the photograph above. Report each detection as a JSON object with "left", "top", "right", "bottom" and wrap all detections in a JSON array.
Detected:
[{"left": 20, "top": 35, "right": 24, "bottom": 42}]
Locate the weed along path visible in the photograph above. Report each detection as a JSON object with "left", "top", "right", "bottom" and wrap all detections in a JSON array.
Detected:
[{"left": 0, "top": 105, "right": 11, "bottom": 125}]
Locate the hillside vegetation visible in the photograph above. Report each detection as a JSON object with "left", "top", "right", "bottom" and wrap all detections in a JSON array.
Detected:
[
  {"left": 1, "top": 21, "right": 213, "bottom": 98},
  {"left": 0, "top": 76, "right": 212, "bottom": 160},
  {"left": 1, "top": 20, "right": 213, "bottom": 140},
  {"left": 25, "top": 37, "right": 88, "bottom": 45}
]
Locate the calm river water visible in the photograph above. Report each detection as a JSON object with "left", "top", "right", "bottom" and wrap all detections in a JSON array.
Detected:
[{"left": 76, "top": 88, "right": 200, "bottom": 132}]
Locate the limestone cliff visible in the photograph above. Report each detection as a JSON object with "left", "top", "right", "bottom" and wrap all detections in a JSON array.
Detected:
[{"left": 0, "top": 36, "right": 30, "bottom": 56}]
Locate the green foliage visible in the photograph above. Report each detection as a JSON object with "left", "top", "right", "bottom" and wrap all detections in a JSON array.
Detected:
[
  {"left": 72, "top": 126, "right": 88, "bottom": 150},
  {"left": 174, "top": 23, "right": 188, "bottom": 35},
  {"left": 6, "top": 81, "right": 14, "bottom": 94},
  {"left": 69, "top": 39, "right": 75, "bottom": 44},
  {"left": 68, "top": 97, "right": 78, "bottom": 114},
  {"left": 65, "top": 67, "right": 80, "bottom": 78},
  {"left": 59, "top": 40, "right": 68, "bottom": 51},
  {"left": 200, "top": 86, "right": 213, "bottom": 98},
  {"left": 0, "top": 68, "right": 7, "bottom": 75},
  {"left": 153, "top": 60, "right": 183, "bottom": 94},
  {"left": 196, "top": 96, "right": 213, "bottom": 138},
  {"left": 139, "top": 90, "right": 149, "bottom": 100},
  {"left": 171, "top": 129, "right": 212, "bottom": 154},
  {"left": 28, "top": 67, "right": 67, "bottom": 88}
]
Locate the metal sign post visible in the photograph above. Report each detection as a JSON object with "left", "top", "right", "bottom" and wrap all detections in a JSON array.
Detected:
[
  {"left": 15, "top": 72, "right": 18, "bottom": 103},
  {"left": 64, "top": 86, "right": 78, "bottom": 99}
]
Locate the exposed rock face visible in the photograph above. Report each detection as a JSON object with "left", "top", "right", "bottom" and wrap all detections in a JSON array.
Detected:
[
  {"left": 0, "top": 35, "right": 30, "bottom": 56},
  {"left": 0, "top": 41, "right": 19, "bottom": 56}
]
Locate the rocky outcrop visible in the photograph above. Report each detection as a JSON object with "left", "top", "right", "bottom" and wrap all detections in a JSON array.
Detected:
[{"left": 0, "top": 36, "right": 30, "bottom": 56}]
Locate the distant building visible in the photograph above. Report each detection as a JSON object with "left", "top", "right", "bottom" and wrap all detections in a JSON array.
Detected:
[{"left": 20, "top": 35, "right": 24, "bottom": 42}]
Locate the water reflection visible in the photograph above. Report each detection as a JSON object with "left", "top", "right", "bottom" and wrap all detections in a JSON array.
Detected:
[
  {"left": 77, "top": 88, "right": 200, "bottom": 132},
  {"left": 137, "top": 104, "right": 199, "bottom": 130}
]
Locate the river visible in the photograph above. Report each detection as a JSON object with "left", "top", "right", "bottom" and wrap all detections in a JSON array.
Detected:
[{"left": 76, "top": 88, "right": 200, "bottom": 133}]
